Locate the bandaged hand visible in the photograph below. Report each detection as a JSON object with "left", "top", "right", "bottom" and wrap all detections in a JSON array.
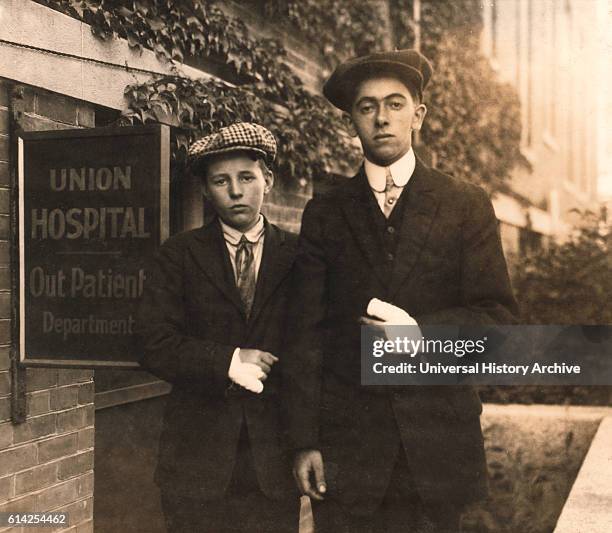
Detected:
[
  {"left": 363, "top": 298, "right": 422, "bottom": 345},
  {"left": 366, "top": 298, "right": 418, "bottom": 325},
  {"left": 228, "top": 349, "right": 266, "bottom": 394}
]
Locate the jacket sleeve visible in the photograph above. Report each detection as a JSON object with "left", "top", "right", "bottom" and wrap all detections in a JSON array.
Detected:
[
  {"left": 282, "top": 199, "right": 328, "bottom": 450},
  {"left": 136, "top": 238, "right": 235, "bottom": 396},
  {"left": 415, "top": 185, "right": 519, "bottom": 326}
]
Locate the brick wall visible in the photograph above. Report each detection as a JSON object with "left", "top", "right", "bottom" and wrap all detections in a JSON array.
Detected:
[
  {"left": 0, "top": 82, "right": 95, "bottom": 533},
  {"left": 262, "top": 188, "right": 310, "bottom": 235}
]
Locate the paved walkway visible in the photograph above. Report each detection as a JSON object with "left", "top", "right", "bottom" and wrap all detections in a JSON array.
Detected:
[{"left": 554, "top": 416, "right": 612, "bottom": 533}]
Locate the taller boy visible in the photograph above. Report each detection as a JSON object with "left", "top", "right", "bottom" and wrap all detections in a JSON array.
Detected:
[
  {"left": 285, "top": 50, "right": 518, "bottom": 531},
  {"left": 137, "top": 123, "right": 297, "bottom": 532}
]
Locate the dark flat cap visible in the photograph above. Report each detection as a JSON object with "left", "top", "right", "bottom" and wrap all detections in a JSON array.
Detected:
[
  {"left": 323, "top": 49, "right": 433, "bottom": 112},
  {"left": 188, "top": 122, "right": 277, "bottom": 170}
]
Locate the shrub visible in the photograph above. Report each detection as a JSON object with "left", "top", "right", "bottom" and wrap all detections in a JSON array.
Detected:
[{"left": 513, "top": 208, "right": 611, "bottom": 325}]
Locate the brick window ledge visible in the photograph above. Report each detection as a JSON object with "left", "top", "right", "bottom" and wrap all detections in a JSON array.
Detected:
[{"left": 94, "top": 379, "right": 171, "bottom": 410}]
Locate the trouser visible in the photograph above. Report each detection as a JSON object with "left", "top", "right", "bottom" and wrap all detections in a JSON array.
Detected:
[
  {"left": 161, "top": 425, "right": 299, "bottom": 533},
  {"left": 311, "top": 451, "right": 462, "bottom": 533}
]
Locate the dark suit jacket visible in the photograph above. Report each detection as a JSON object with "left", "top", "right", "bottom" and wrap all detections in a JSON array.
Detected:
[
  {"left": 284, "top": 158, "right": 518, "bottom": 514},
  {"left": 137, "top": 217, "right": 297, "bottom": 501}
]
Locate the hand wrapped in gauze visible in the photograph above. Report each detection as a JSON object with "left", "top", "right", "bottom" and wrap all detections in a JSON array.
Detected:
[
  {"left": 366, "top": 298, "right": 422, "bottom": 347},
  {"left": 228, "top": 352, "right": 265, "bottom": 394},
  {"left": 367, "top": 298, "right": 418, "bottom": 325}
]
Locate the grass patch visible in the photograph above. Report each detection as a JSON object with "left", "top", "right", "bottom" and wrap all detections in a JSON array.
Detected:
[{"left": 463, "top": 414, "right": 599, "bottom": 532}]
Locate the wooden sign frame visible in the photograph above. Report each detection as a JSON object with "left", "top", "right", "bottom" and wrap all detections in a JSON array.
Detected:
[{"left": 15, "top": 124, "right": 169, "bottom": 368}]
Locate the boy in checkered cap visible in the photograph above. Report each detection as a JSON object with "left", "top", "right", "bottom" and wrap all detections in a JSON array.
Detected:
[{"left": 137, "top": 122, "right": 299, "bottom": 532}]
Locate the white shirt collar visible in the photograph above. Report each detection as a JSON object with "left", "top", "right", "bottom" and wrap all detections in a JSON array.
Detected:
[
  {"left": 364, "top": 148, "right": 416, "bottom": 191},
  {"left": 220, "top": 215, "right": 265, "bottom": 246}
]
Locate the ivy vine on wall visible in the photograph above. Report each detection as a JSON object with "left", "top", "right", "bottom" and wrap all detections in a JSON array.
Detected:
[
  {"left": 37, "top": 0, "right": 361, "bottom": 188},
  {"left": 121, "top": 75, "right": 358, "bottom": 186},
  {"left": 261, "top": 0, "right": 386, "bottom": 69},
  {"left": 38, "top": 0, "right": 522, "bottom": 194},
  {"left": 390, "top": 0, "right": 522, "bottom": 192}
]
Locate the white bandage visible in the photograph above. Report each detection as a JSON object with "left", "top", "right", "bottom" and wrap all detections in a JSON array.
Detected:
[
  {"left": 228, "top": 350, "right": 264, "bottom": 394},
  {"left": 366, "top": 298, "right": 422, "bottom": 347},
  {"left": 367, "top": 298, "right": 418, "bottom": 325}
]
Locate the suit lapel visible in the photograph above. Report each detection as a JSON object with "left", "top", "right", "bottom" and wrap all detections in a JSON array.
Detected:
[
  {"left": 188, "top": 219, "right": 244, "bottom": 315},
  {"left": 340, "top": 169, "right": 388, "bottom": 287},
  {"left": 248, "top": 221, "right": 294, "bottom": 327},
  {"left": 388, "top": 157, "right": 439, "bottom": 299}
]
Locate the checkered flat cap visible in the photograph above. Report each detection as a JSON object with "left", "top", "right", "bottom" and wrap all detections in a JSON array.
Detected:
[{"left": 188, "top": 123, "right": 277, "bottom": 169}]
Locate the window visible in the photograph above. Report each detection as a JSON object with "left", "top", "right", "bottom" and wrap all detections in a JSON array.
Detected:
[
  {"left": 526, "top": 0, "right": 533, "bottom": 147},
  {"left": 567, "top": 6, "right": 576, "bottom": 183},
  {"left": 549, "top": 0, "right": 557, "bottom": 136},
  {"left": 515, "top": 0, "right": 521, "bottom": 87},
  {"left": 519, "top": 226, "right": 543, "bottom": 255},
  {"left": 543, "top": 0, "right": 558, "bottom": 144},
  {"left": 491, "top": 0, "right": 498, "bottom": 59}
]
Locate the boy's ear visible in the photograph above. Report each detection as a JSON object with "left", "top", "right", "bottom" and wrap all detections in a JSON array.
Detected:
[
  {"left": 412, "top": 104, "right": 427, "bottom": 131},
  {"left": 263, "top": 171, "right": 274, "bottom": 194}
]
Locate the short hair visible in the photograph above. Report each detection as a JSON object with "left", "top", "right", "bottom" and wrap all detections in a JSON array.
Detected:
[{"left": 194, "top": 150, "right": 273, "bottom": 184}]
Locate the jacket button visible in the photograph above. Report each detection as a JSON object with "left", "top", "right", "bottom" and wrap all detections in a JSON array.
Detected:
[
  {"left": 387, "top": 253, "right": 394, "bottom": 261},
  {"left": 386, "top": 226, "right": 395, "bottom": 234}
]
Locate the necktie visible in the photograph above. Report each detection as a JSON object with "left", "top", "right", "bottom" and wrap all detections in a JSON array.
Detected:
[
  {"left": 383, "top": 167, "right": 400, "bottom": 218},
  {"left": 235, "top": 235, "right": 256, "bottom": 318}
]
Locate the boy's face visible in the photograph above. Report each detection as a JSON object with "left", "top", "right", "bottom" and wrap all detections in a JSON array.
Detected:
[
  {"left": 201, "top": 152, "right": 273, "bottom": 233},
  {"left": 349, "top": 76, "right": 426, "bottom": 166}
]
